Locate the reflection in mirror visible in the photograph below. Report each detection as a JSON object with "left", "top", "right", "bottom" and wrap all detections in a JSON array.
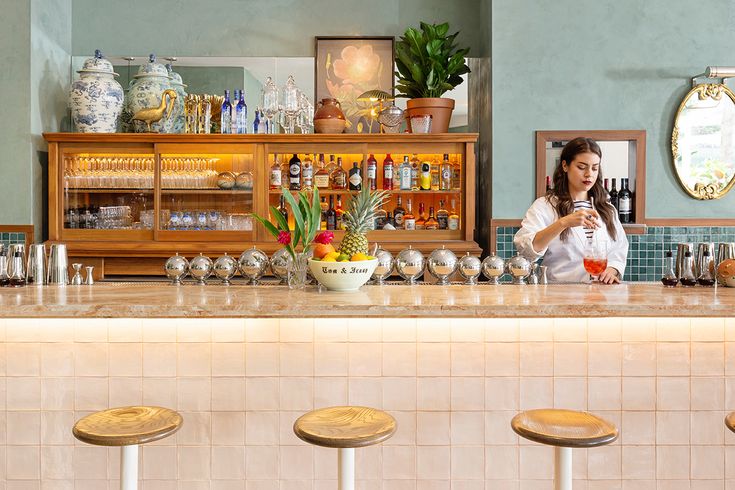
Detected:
[
  {"left": 70, "top": 55, "right": 470, "bottom": 132},
  {"left": 672, "top": 83, "right": 735, "bottom": 199}
]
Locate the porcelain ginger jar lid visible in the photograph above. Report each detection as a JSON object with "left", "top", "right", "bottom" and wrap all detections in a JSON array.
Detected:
[
  {"left": 78, "top": 49, "right": 118, "bottom": 76},
  {"left": 134, "top": 54, "right": 170, "bottom": 78}
]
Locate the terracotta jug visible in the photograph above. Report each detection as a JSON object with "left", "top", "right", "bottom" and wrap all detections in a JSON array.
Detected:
[{"left": 313, "top": 98, "right": 346, "bottom": 134}]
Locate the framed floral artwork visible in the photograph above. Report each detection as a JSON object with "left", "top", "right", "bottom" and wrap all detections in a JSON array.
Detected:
[{"left": 315, "top": 36, "right": 395, "bottom": 133}]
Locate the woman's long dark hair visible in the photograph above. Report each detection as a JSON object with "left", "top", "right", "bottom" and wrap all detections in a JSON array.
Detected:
[{"left": 546, "top": 137, "right": 618, "bottom": 242}]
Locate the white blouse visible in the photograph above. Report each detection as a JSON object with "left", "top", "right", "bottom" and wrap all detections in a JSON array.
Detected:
[{"left": 513, "top": 197, "right": 629, "bottom": 283}]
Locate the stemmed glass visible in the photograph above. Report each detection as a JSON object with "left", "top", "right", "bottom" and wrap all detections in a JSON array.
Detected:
[
  {"left": 583, "top": 233, "right": 608, "bottom": 282},
  {"left": 279, "top": 75, "right": 301, "bottom": 134},
  {"left": 261, "top": 77, "right": 279, "bottom": 134}
]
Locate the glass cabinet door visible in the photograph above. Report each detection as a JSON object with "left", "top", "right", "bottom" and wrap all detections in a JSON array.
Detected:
[
  {"left": 61, "top": 149, "right": 155, "bottom": 239},
  {"left": 156, "top": 144, "right": 256, "bottom": 240}
]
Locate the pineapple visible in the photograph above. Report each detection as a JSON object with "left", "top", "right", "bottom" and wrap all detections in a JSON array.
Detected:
[{"left": 339, "top": 187, "right": 389, "bottom": 256}]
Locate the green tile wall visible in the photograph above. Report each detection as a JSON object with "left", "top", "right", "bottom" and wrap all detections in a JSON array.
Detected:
[
  {"left": 0, "top": 232, "right": 26, "bottom": 250},
  {"left": 494, "top": 226, "right": 735, "bottom": 282}
]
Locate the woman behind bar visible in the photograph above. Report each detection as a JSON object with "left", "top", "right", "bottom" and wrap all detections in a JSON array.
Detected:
[{"left": 514, "top": 137, "right": 628, "bottom": 284}]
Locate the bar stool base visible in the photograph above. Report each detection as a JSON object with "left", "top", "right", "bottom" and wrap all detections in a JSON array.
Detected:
[
  {"left": 338, "top": 447, "right": 355, "bottom": 490},
  {"left": 554, "top": 446, "right": 572, "bottom": 490},
  {"left": 120, "top": 445, "right": 139, "bottom": 490}
]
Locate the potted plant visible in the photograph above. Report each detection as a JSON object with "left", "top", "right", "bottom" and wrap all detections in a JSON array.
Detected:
[{"left": 395, "top": 21, "right": 471, "bottom": 133}]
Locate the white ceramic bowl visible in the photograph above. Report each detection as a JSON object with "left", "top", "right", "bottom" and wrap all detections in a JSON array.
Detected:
[{"left": 308, "top": 258, "right": 378, "bottom": 291}]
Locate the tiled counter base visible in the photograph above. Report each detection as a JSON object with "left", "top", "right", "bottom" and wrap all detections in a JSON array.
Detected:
[{"left": 1, "top": 317, "right": 733, "bottom": 490}]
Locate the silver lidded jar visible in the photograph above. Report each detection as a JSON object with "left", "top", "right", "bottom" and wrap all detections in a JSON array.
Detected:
[
  {"left": 164, "top": 253, "right": 189, "bottom": 285},
  {"left": 458, "top": 252, "right": 482, "bottom": 285},
  {"left": 189, "top": 253, "right": 213, "bottom": 285},
  {"left": 395, "top": 246, "right": 425, "bottom": 285},
  {"left": 270, "top": 248, "right": 292, "bottom": 284},
  {"left": 507, "top": 254, "right": 531, "bottom": 285},
  {"left": 238, "top": 246, "right": 269, "bottom": 285},
  {"left": 213, "top": 253, "right": 238, "bottom": 285},
  {"left": 69, "top": 49, "right": 124, "bottom": 133},
  {"left": 427, "top": 246, "right": 458, "bottom": 285},
  {"left": 481, "top": 252, "right": 506, "bottom": 285},
  {"left": 370, "top": 245, "right": 394, "bottom": 285}
]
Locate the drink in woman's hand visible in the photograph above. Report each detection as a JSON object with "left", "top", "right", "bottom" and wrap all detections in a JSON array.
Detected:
[{"left": 583, "top": 257, "right": 608, "bottom": 276}]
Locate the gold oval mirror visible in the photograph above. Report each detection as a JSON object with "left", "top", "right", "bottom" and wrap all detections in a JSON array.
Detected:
[{"left": 672, "top": 83, "right": 735, "bottom": 199}]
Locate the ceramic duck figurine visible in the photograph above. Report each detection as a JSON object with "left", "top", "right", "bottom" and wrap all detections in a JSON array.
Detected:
[{"left": 132, "top": 89, "right": 177, "bottom": 132}]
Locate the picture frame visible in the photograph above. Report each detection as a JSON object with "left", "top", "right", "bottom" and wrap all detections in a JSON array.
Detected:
[{"left": 314, "top": 36, "right": 395, "bottom": 133}]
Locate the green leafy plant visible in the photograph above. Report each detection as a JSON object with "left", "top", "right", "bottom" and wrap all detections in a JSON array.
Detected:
[
  {"left": 395, "top": 21, "right": 471, "bottom": 99},
  {"left": 252, "top": 188, "right": 321, "bottom": 260}
]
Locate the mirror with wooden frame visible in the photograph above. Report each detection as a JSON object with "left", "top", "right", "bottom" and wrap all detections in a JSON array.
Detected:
[{"left": 672, "top": 83, "right": 735, "bottom": 200}]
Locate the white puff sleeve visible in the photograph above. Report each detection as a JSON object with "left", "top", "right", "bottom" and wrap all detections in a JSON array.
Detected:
[{"left": 513, "top": 197, "right": 556, "bottom": 261}]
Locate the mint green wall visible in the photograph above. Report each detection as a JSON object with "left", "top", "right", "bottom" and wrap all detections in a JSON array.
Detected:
[
  {"left": 0, "top": 0, "right": 32, "bottom": 225},
  {"left": 491, "top": 0, "right": 735, "bottom": 219},
  {"left": 72, "top": 0, "right": 484, "bottom": 57}
]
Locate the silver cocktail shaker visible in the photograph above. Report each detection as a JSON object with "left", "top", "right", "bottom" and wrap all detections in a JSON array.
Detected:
[
  {"left": 675, "top": 243, "right": 693, "bottom": 278},
  {"left": 716, "top": 242, "right": 735, "bottom": 285},
  {"left": 26, "top": 243, "right": 46, "bottom": 285},
  {"left": 48, "top": 244, "right": 69, "bottom": 285}
]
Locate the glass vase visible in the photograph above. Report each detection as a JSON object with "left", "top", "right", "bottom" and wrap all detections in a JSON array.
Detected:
[{"left": 287, "top": 252, "right": 309, "bottom": 289}]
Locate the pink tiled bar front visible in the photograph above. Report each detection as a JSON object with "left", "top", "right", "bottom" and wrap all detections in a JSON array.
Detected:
[{"left": 1, "top": 317, "right": 734, "bottom": 490}]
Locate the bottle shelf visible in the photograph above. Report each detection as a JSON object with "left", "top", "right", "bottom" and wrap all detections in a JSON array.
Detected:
[
  {"left": 64, "top": 188, "right": 154, "bottom": 193},
  {"left": 161, "top": 189, "right": 253, "bottom": 195},
  {"left": 269, "top": 189, "right": 461, "bottom": 195}
]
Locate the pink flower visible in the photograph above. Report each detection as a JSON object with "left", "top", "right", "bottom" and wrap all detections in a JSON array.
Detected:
[
  {"left": 315, "top": 231, "right": 334, "bottom": 245},
  {"left": 277, "top": 231, "right": 291, "bottom": 245},
  {"left": 333, "top": 45, "right": 381, "bottom": 85}
]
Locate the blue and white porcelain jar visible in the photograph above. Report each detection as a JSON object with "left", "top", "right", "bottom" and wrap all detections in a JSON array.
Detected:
[
  {"left": 68, "top": 50, "right": 124, "bottom": 133},
  {"left": 166, "top": 64, "right": 187, "bottom": 134},
  {"left": 126, "top": 54, "right": 173, "bottom": 133}
]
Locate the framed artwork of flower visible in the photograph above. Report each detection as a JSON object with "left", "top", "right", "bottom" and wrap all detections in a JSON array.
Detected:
[{"left": 315, "top": 36, "right": 395, "bottom": 133}]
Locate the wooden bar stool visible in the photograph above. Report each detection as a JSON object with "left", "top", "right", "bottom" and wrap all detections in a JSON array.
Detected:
[
  {"left": 511, "top": 409, "right": 618, "bottom": 490},
  {"left": 73, "top": 406, "right": 183, "bottom": 490},
  {"left": 294, "top": 406, "right": 396, "bottom": 490}
]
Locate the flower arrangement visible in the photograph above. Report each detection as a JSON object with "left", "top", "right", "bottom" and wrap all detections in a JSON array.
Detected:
[{"left": 252, "top": 188, "right": 323, "bottom": 260}]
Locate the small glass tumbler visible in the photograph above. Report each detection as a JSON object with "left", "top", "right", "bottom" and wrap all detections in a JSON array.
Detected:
[{"left": 410, "top": 114, "right": 433, "bottom": 134}]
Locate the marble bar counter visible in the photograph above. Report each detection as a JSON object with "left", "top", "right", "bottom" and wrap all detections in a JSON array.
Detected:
[{"left": 0, "top": 282, "right": 732, "bottom": 318}]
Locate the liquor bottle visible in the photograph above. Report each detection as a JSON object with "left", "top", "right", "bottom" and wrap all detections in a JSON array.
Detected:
[
  {"left": 314, "top": 153, "right": 330, "bottom": 189},
  {"left": 331, "top": 157, "right": 347, "bottom": 190},
  {"left": 289, "top": 153, "right": 302, "bottom": 191},
  {"left": 384, "top": 212, "right": 396, "bottom": 230},
  {"left": 8, "top": 250, "right": 25, "bottom": 287},
  {"left": 277, "top": 195, "right": 289, "bottom": 226},
  {"left": 0, "top": 248, "right": 8, "bottom": 286},
  {"left": 269, "top": 157, "right": 282, "bottom": 189},
  {"left": 235, "top": 90, "right": 247, "bottom": 134},
  {"left": 326, "top": 195, "right": 337, "bottom": 230},
  {"left": 679, "top": 250, "right": 697, "bottom": 287},
  {"left": 546, "top": 176, "right": 552, "bottom": 192},
  {"left": 420, "top": 162, "right": 432, "bottom": 190},
  {"left": 436, "top": 199, "right": 449, "bottom": 230},
  {"left": 302, "top": 153, "right": 314, "bottom": 191},
  {"left": 258, "top": 110, "right": 267, "bottom": 134},
  {"left": 425, "top": 207, "right": 439, "bottom": 230},
  {"left": 253, "top": 108, "right": 260, "bottom": 134},
  {"left": 618, "top": 178, "right": 633, "bottom": 223},
  {"left": 415, "top": 202, "right": 427, "bottom": 230},
  {"left": 326, "top": 154, "right": 337, "bottom": 175},
  {"left": 609, "top": 178, "right": 619, "bottom": 210},
  {"left": 382, "top": 154, "right": 394, "bottom": 190},
  {"left": 403, "top": 198, "right": 416, "bottom": 230},
  {"left": 374, "top": 206, "right": 387, "bottom": 230},
  {"left": 660, "top": 250, "right": 678, "bottom": 287},
  {"left": 410, "top": 154, "right": 420, "bottom": 191},
  {"left": 335, "top": 195, "right": 344, "bottom": 230},
  {"left": 440, "top": 154, "right": 452, "bottom": 191},
  {"left": 393, "top": 195, "right": 406, "bottom": 229},
  {"left": 348, "top": 162, "right": 362, "bottom": 191},
  {"left": 603, "top": 178, "right": 609, "bottom": 192},
  {"left": 320, "top": 196, "right": 328, "bottom": 229},
  {"left": 448, "top": 199, "right": 459, "bottom": 230},
  {"left": 400, "top": 155, "right": 413, "bottom": 191},
  {"left": 220, "top": 89, "right": 232, "bottom": 134},
  {"left": 451, "top": 157, "right": 461, "bottom": 190},
  {"left": 367, "top": 154, "right": 377, "bottom": 190},
  {"left": 281, "top": 158, "right": 289, "bottom": 187},
  {"left": 430, "top": 158, "right": 440, "bottom": 191}
]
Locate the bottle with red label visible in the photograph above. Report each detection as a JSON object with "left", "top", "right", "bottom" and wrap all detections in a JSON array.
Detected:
[
  {"left": 367, "top": 154, "right": 377, "bottom": 190},
  {"left": 382, "top": 154, "right": 394, "bottom": 190}
]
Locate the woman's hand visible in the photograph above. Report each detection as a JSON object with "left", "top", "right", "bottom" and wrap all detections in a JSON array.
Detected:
[
  {"left": 598, "top": 267, "right": 620, "bottom": 284},
  {"left": 560, "top": 209, "right": 600, "bottom": 230}
]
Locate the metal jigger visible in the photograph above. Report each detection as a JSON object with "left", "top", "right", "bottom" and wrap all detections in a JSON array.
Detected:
[{"left": 71, "top": 263, "right": 84, "bottom": 285}]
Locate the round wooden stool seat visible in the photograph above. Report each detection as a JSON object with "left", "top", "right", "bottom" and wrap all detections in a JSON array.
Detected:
[
  {"left": 294, "top": 406, "right": 397, "bottom": 448},
  {"left": 511, "top": 409, "right": 618, "bottom": 448},
  {"left": 725, "top": 412, "right": 735, "bottom": 433},
  {"left": 73, "top": 406, "right": 183, "bottom": 447}
]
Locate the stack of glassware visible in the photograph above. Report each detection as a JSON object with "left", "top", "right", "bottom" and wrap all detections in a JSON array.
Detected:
[{"left": 259, "top": 75, "right": 314, "bottom": 134}]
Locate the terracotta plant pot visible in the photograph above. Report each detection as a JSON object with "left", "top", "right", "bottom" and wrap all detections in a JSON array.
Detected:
[
  {"left": 313, "top": 98, "right": 346, "bottom": 134},
  {"left": 405, "top": 98, "right": 455, "bottom": 133}
]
